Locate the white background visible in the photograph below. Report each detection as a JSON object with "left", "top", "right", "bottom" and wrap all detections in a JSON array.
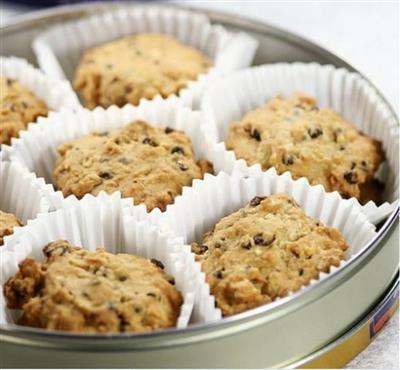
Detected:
[{"left": 1, "top": 0, "right": 399, "bottom": 368}]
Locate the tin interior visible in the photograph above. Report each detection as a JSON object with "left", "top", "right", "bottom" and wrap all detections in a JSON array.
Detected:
[{"left": 0, "top": 1, "right": 398, "bottom": 359}]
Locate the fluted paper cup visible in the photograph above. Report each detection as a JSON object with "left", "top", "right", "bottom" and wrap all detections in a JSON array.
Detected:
[
  {"left": 0, "top": 192, "right": 215, "bottom": 328},
  {"left": 0, "top": 56, "right": 81, "bottom": 159},
  {"left": 201, "top": 63, "right": 399, "bottom": 224},
  {"left": 0, "top": 161, "right": 50, "bottom": 246},
  {"left": 6, "top": 99, "right": 240, "bottom": 212},
  {"left": 33, "top": 6, "right": 258, "bottom": 109},
  {"left": 155, "top": 170, "right": 377, "bottom": 315}
]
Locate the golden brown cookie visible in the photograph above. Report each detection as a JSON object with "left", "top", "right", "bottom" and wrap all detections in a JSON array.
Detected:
[
  {"left": 74, "top": 33, "right": 212, "bottom": 108},
  {"left": 192, "top": 193, "right": 348, "bottom": 316},
  {"left": 0, "top": 210, "right": 23, "bottom": 246},
  {"left": 0, "top": 77, "right": 49, "bottom": 145},
  {"left": 225, "top": 94, "right": 385, "bottom": 203},
  {"left": 53, "top": 120, "right": 213, "bottom": 212},
  {"left": 4, "top": 240, "right": 182, "bottom": 333}
]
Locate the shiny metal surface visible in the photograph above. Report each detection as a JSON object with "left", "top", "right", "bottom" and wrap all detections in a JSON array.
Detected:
[{"left": 0, "top": 2, "right": 399, "bottom": 368}]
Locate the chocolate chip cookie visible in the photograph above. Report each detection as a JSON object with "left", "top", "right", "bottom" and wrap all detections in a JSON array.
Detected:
[
  {"left": 53, "top": 120, "right": 213, "bottom": 211},
  {"left": 192, "top": 194, "right": 348, "bottom": 316},
  {"left": 225, "top": 94, "right": 385, "bottom": 204},
  {"left": 74, "top": 33, "right": 212, "bottom": 108},
  {"left": 4, "top": 240, "right": 182, "bottom": 333},
  {"left": 0, "top": 77, "right": 49, "bottom": 145},
  {"left": 0, "top": 210, "right": 23, "bottom": 246}
]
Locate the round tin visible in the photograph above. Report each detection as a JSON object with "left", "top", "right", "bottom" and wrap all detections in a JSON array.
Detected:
[{"left": 0, "top": 2, "right": 398, "bottom": 368}]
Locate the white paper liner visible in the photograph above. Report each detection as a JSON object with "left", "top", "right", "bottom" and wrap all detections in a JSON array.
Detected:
[
  {"left": 32, "top": 5, "right": 258, "bottom": 109},
  {"left": 156, "top": 170, "right": 377, "bottom": 318},
  {"left": 0, "top": 161, "right": 50, "bottom": 246},
  {"left": 0, "top": 192, "right": 207, "bottom": 329},
  {"left": 5, "top": 98, "right": 241, "bottom": 212},
  {"left": 201, "top": 62, "right": 400, "bottom": 224}
]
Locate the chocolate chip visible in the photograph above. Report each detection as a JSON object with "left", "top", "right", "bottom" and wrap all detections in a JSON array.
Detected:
[
  {"left": 361, "top": 160, "right": 367, "bottom": 167},
  {"left": 214, "top": 242, "right": 221, "bottom": 249},
  {"left": 253, "top": 233, "right": 275, "bottom": 246},
  {"left": 119, "top": 276, "right": 128, "bottom": 282},
  {"left": 167, "top": 277, "right": 175, "bottom": 285},
  {"left": 21, "top": 101, "right": 28, "bottom": 109},
  {"left": 111, "top": 77, "right": 119, "bottom": 84},
  {"left": 308, "top": 127, "right": 323, "bottom": 139},
  {"left": 250, "top": 128, "right": 261, "bottom": 141},
  {"left": 150, "top": 258, "right": 164, "bottom": 270},
  {"left": 299, "top": 268, "right": 304, "bottom": 276},
  {"left": 82, "top": 291, "right": 90, "bottom": 299},
  {"left": 250, "top": 196, "right": 266, "bottom": 207},
  {"left": 164, "top": 127, "right": 174, "bottom": 134},
  {"left": 213, "top": 270, "right": 224, "bottom": 279},
  {"left": 339, "top": 145, "right": 346, "bottom": 151},
  {"left": 171, "top": 146, "right": 184, "bottom": 155},
  {"left": 10, "top": 104, "right": 16, "bottom": 112},
  {"left": 99, "top": 171, "right": 113, "bottom": 180},
  {"left": 310, "top": 106, "right": 319, "bottom": 111},
  {"left": 97, "top": 131, "right": 109, "bottom": 137},
  {"left": 125, "top": 85, "right": 133, "bottom": 94},
  {"left": 351, "top": 162, "right": 356, "bottom": 170},
  {"left": 343, "top": 170, "right": 358, "bottom": 184},
  {"left": 282, "top": 154, "right": 294, "bottom": 165},
  {"left": 147, "top": 292, "right": 157, "bottom": 297},
  {"left": 6, "top": 78, "right": 14, "bottom": 86},
  {"left": 177, "top": 161, "right": 188, "bottom": 171},
  {"left": 142, "top": 137, "right": 157, "bottom": 147}
]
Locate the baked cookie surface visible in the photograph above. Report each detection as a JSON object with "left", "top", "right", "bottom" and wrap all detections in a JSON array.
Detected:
[
  {"left": 74, "top": 33, "right": 212, "bottom": 108},
  {"left": 192, "top": 193, "right": 348, "bottom": 316},
  {"left": 0, "top": 77, "right": 49, "bottom": 145},
  {"left": 4, "top": 240, "right": 182, "bottom": 333},
  {"left": 53, "top": 120, "right": 212, "bottom": 211},
  {"left": 0, "top": 210, "right": 23, "bottom": 246},
  {"left": 225, "top": 94, "right": 385, "bottom": 203}
]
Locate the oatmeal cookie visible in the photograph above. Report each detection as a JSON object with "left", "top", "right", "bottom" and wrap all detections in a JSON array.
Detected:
[
  {"left": 0, "top": 77, "right": 48, "bottom": 145},
  {"left": 4, "top": 240, "right": 182, "bottom": 333},
  {"left": 192, "top": 193, "right": 348, "bottom": 316},
  {"left": 0, "top": 210, "right": 23, "bottom": 246},
  {"left": 225, "top": 94, "right": 385, "bottom": 203},
  {"left": 74, "top": 33, "right": 212, "bottom": 108},
  {"left": 53, "top": 120, "right": 212, "bottom": 211}
]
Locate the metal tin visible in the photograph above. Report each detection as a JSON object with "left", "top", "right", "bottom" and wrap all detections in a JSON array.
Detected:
[{"left": 0, "top": 3, "right": 398, "bottom": 368}]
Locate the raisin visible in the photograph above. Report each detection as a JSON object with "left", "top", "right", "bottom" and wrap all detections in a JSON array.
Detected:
[
  {"left": 171, "top": 146, "right": 184, "bottom": 155},
  {"left": 250, "top": 196, "right": 266, "bottom": 207},
  {"left": 254, "top": 233, "right": 275, "bottom": 246},
  {"left": 308, "top": 127, "right": 323, "bottom": 138},
  {"left": 150, "top": 258, "right": 165, "bottom": 270},
  {"left": 250, "top": 128, "right": 261, "bottom": 141},
  {"left": 164, "top": 127, "right": 174, "bottom": 134},
  {"left": 343, "top": 170, "right": 358, "bottom": 184},
  {"left": 241, "top": 242, "right": 252, "bottom": 250},
  {"left": 142, "top": 137, "right": 157, "bottom": 147},
  {"left": 282, "top": 154, "right": 294, "bottom": 165},
  {"left": 99, "top": 171, "right": 113, "bottom": 180},
  {"left": 213, "top": 270, "right": 224, "bottom": 279}
]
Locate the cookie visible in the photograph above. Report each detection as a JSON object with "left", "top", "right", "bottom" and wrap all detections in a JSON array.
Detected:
[
  {"left": 4, "top": 240, "right": 182, "bottom": 333},
  {"left": 0, "top": 77, "right": 49, "bottom": 145},
  {"left": 192, "top": 193, "right": 348, "bottom": 316},
  {"left": 0, "top": 210, "right": 23, "bottom": 246},
  {"left": 74, "top": 33, "right": 212, "bottom": 108},
  {"left": 225, "top": 94, "right": 385, "bottom": 204},
  {"left": 53, "top": 120, "right": 213, "bottom": 212}
]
